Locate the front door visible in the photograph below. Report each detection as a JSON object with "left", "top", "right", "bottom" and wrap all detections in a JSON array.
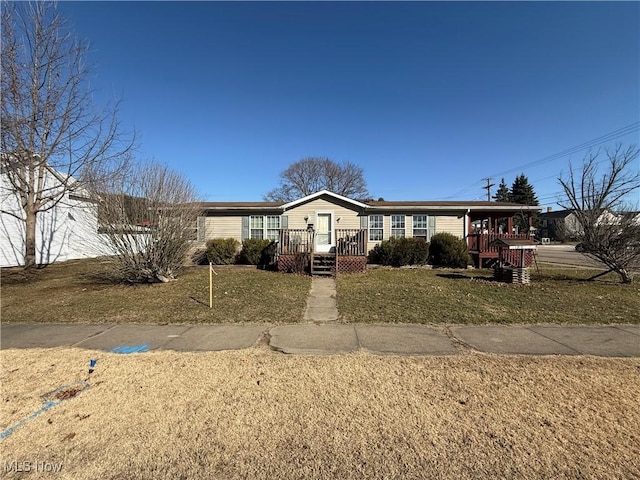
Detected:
[{"left": 315, "top": 213, "right": 333, "bottom": 252}]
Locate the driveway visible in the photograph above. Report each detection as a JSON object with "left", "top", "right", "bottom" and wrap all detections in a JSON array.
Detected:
[{"left": 536, "top": 245, "right": 603, "bottom": 268}]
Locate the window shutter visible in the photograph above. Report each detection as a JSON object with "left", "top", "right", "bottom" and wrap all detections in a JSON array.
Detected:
[
  {"left": 360, "top": 216, "right": 368, "bottom": 229},
  {"left": 241, "top": 216, "right": 250, "bottom": 241},
  {"left": 197, "top": 217, "right": 206, "bottom": 242},
  {"left": 428, "top": 215, "right": 436, "bottom": 241},
  {"left": 280, "top": 215, "right": 288, "bottom": 229}
]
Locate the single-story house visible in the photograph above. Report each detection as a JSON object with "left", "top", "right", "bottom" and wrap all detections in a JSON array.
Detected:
[
  {"left": 194, "top": 190, "right": 541, "bottom": 273},
  {"left": 538, "top": 209, "right": 581, "bottom": 241},
  {"left": 0, "top": 168, "right": 105, "bottom": 267},
  {"left": 538, "top": 208, "right": 627, "bottom": 242}
]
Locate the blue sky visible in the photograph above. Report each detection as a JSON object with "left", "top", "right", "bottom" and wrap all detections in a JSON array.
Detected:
[{"left": 57, "top": 1, "right": 639, "bottom": 207}]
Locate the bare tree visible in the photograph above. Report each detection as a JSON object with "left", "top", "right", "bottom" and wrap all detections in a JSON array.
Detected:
[
  {"left": 99, "top": 161, "right": 202, "bottom": 283},
  {"left": 1, "top": 1, "right": 134, "bottom": 269},
  {"left": 265, "top": 157, "right": 370, "bottom": 202},
  {"left": 558, "top": 145, "right": 640, "bottom": 283}
]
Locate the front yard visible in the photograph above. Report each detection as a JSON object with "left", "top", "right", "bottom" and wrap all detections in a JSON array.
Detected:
[
  {"left": 2, "top": 260, "right": 638, "bottom": 324},
  {"left": 1, "top": 260, "right": 311, "bottom": 324},
  {"left": 337, "top": 267, "right": 640, "bottom": 324}
]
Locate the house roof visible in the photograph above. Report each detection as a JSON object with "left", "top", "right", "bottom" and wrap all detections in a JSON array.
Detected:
[
  {"left": 281, "top": 190, "right": 370, "bottom": 210},
  {"left": 538, "top": 209, "right": 574, "bottom": 219},
  {"left": 193, "top": 201, "right": 284, "bottom": 210},
  {"left": 366, "top": 200, "right": 523, "bottom": 207},
  {"left": 365, "top": 200, "right": 540, "bottom": 212},
  {"left": 192, "top": 191, "right": 541, "bottom": 213}
]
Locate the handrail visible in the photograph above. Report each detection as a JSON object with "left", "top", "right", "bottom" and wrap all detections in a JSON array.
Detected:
[
  {"left": 278, "top": 229, "right": 314, "bottom": 255},
  {"left": 335, "top": 229, "right": 367, "bottom": 256},
  {"left": 277, "top": 228, "right": 367, "bottom": 256},
  {"left": 467, "top": 233, "right": 533, "bottom": 253}
]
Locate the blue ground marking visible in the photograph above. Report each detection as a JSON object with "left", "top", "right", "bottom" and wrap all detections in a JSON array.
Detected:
[
  {"left": 110, "top": 344, "right": 150, "bottom": 354},
  {"left": 0, "top": 401, "right": 60, "bottom": 441},
  {"left": 1, "top": 381, "right": 90, "bottom": 441}
]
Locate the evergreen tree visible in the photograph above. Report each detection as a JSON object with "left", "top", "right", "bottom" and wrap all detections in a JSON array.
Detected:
[
  {"left": 510, "top": 174, "right": 539, "bottom": 205},
  {"left": 493, "top": 178, "right": 511, "bottom": 202},
  {"left": 510, "top": 174, "right": 539, "bottom": 232}
]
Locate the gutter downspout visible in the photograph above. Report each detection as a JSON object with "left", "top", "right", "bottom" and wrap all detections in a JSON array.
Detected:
[{"left": 463, "top": 208, "right": 470, "bottom": 239}]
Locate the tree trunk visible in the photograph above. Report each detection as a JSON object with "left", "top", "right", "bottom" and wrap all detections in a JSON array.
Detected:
[
  {"left": 24, "top": 208, "right": 37, "bottom": 269},
  {"left": 619, "top": 268, "right": 633, "bottom": 284}
]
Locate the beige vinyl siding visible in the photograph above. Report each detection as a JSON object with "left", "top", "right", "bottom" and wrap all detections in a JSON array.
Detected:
[
  {"left": 204, "top": 216, "right": 243, "bottom": 241},
  {"left": 434, "top": 215, "right": 464, "bottom": 238},
  {"left": 383, "top": 215, "right": 392, "bottom": 241},
  {"left": 285, "top": 197, "right": 361, "bottom": 230}
]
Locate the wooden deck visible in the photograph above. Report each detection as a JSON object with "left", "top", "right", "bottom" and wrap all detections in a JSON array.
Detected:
[
  {"left": 277, "top": 229, "right": 367, "bottom": 275},
  {"left": 277, "top": 230, "right": 533, "bottom": 269},
  {"left": 467, "top": 233, "right": 534, "bottom": 266},
  {"left": 277, "top": 229, "right": 367, "bottom": 256}
]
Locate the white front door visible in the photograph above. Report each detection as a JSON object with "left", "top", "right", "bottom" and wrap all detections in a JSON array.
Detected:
[{"left": 315, "top": 213, "right": 333, "bottom": 252}]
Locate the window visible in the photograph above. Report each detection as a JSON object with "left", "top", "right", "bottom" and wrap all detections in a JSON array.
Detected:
[
  {"left": 413, "top": 215, "right": 429, "bottom": 239},
  {"left": 250, "top": 216, "right": 264, "bottom": 239},
  {"left": 391, "top": 215, "right": 405, "bottom": 238},
  {"left": 369, "top": 215, "right": 383, "bottom": 241},
  {"left": 250, "top": 215, "right": 280, "bottom": 240},
  {"left": 266, "top": 215, "right": 280, "bottom": 240}
]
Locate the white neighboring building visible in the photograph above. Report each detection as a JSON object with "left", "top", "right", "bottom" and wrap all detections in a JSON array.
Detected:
[{"left": 1, "top": 168, "right": 108, "bottom": 267}]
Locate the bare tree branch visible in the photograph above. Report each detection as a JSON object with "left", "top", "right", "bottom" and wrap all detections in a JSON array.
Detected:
[
  {"left": 558, "top": 145, "right": 640, "bottom": 283},
  {"left": 265, "top": 157, "right": 370, "bottom": 202},
  {"left": 98, "top": 161, "right": 202, "bottom": 283},
  {"left": 1, "top": 1, "right": 135, "bottom": 269}
]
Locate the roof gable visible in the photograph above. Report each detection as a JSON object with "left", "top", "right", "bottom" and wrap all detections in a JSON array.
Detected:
[{"left": 281, "top": 190, "right": 369, "bottom": 210}]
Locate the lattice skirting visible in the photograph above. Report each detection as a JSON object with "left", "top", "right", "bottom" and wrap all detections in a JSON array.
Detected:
[
  {"left": 277, "top": 254, "right": 367, "bottom": 274},
  {"left": 278, "top": 254, "right": 310, "bottom": 274},
  {"left": 336, "top": 256, "right": 367, "bottom": 273}
]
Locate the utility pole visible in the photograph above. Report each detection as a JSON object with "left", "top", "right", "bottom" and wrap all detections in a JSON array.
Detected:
[{"left": 482, "top": 177, "right": 495, "bottom": 201}]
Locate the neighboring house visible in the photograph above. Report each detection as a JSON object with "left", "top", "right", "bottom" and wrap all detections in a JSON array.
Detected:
[
  {"left": 0, "top": 168, "right": 106, "bottom": 267},
  {"left": 538, "top": 209, "right": 581, "bottom": 241},
  {"left": 538, "top": 208, "right": 623, "bottom": 241},
  {"left": 194, "top": 190, "right": 541, "bottom": 272}
]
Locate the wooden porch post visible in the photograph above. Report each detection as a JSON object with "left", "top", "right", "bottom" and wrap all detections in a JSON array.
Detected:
[{"left": 507, "top": 216, "right": 513, "bottom": 235}]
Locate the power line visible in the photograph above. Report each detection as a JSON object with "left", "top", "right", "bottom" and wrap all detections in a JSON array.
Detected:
[
  {"left": 486, "top": 122, "right": 639, "bottom": 179},
  {"left": 444, "top": 122, "right": 640, "bottom": 200}
]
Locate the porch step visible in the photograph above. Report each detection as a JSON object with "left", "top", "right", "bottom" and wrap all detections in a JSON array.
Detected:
[{"left": 311, "top": 253, "right": 336, "bottom": 277}]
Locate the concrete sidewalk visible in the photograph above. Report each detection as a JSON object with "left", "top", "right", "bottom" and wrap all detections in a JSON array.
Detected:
[{"left": 1, "top": 323, "right": 638, "bottom": 357}]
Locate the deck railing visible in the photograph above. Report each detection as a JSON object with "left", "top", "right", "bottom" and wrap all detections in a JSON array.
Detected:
[
  {"left": 278, "top": 229, "right": 314, "bottom": 255},
  {"left": 276, "top": 228, "right": 367, "bottom": 256},
  {"left": 467, "top": 233, "right": 533, "bottom": 253},
  {"left": 336, "top": 229, "right": 367, "bottom": 256}
]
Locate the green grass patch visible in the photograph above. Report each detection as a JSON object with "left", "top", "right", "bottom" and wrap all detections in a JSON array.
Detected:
[
  {"left": 337, "top": 267, "right": 640, "bottom": 324},
  {"left": 1, "top": 260, "right": 310, "bottom": 324}
]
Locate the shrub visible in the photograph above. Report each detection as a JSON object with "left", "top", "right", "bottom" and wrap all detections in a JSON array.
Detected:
[
  {"left": 368, "top": 237, "right": 430, "bottom": 267},
  {"left": 205, "top": 238, "right": 240, "bottom": 265},
  {"left": 189, "top": 247, "right": 208, "bottom": 265},
  {"left": 237, "top": 238, "right": 276, "bottom": 266},
  {"left": 428, "top": 233, "right": 471, "bottom": 268}
]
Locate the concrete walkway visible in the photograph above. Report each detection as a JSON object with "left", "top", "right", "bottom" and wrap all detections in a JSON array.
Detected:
[
  {"left": 303, "top": 277, "right": 339, "bottom": 322},
  {"left": 1, "top": 323, "right": 638, "bottom": 357}
]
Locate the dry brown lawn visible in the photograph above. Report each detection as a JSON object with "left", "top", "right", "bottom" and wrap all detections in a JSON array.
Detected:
[
  {"left": 1, "top": 261, "right": 310, "bottom": 324},
  {"left": 1, "top": 347, "right": 639, "bottom": 479}
]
